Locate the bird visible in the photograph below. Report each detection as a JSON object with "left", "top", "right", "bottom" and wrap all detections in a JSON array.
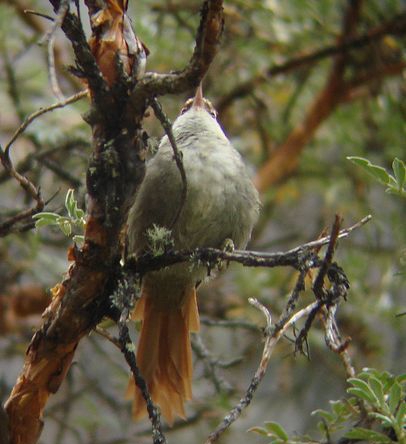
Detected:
[{"left": 126, "top": 84, "right": 260, "bottom": 424}]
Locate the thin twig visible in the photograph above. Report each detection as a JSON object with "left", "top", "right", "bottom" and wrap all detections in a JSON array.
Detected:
[
  {"left": 288, "top": 214, "right": 371, "bottom": 254},
  {"left": 24, "top": 9, "right": 55, "bottom": 22},
  {"left": 93, "top": 326, "right": 121, "bottom": 349},
  {"left": 48, "top": 33, "right": 64, "bottom": 100},
  {"left": 295, "top": 216, "right": 345, "bottom": 353},
  {"left": 0, "top": 138, "right": 89, "bottom": 185},
  {"left": 3, "top": 89, "right": 88, "bottom": 159},
  {"left": 274, "top": 268, "right": 307, "bottom": 331},
  {"left": 313, "top": 214, "right": 342, "bottom": 300},
  {"left": 117, "top": 307, "right": 167, "bottom": 444},
  {"left": 0, "top": 142, "right": 45, "bottom": 236},
  {"left": 200, "top": 316, "right": 259, "bottom": 332},
  {"left": 191, "top": 334, "right": 233, "bottom": 394},
  {"left": 41, "top": 0, "right": 69, "bottom": 100},
  {"left": 150, "top": 97, "right": 187, "bottom": 228},
  {"left": 321, "top": 306, "right": 355, "bottom": 378},
  {"left": 205, "top": 299, "right": 319, "bottom": 444}
]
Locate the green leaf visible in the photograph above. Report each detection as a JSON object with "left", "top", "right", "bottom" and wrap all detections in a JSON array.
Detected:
[
  {"left": 311, "top": 409, "right": 335, "bottom": 422},
  {"left": 348, "top": 378, "right": 378, "bottom": 404},
  {"left": 347, "top": 156, "right": 370, "bottom": 167},
  {"left": 59, "top": 220, "right": 72, "bottom": 236},
  {"left": 392, "top": 158, "right": 405, "bottom": 189},
  {"left": 388, "top": 382, "right": 401, "bottom": 413},
  {"left": 330, "top": 400, "right": 347, "bottom": 417},
  {"left": 347, "top": 387, "right": 377, "bottom": 404},
  {"left": 34, "top": 218, "right": 56, "bottom": 228},
  {"left": 264, "top": 422, "right": 289, "bottom": 441},
  {"left": 368, "top": 376, "right": 385, "bottom": 407},
  {"left": 368, "top": 412, "right": 393, "bottom": 427},
  {"left": 247, "top": 426, "right": 269, "bottom": 436},
  {"left": 368, "top": 165, "right": 392, "bottom": 185},
  {"left": 347, "top": 156, "right": 391, "bottom": 185},
  {"left": 266, "top": 440, "right": 284, "bottom": 444},
  {"left": 33, "top": 212, "right": 60, "bottom": 229},
  {"left": 73, "top": 235, "right": 85, "bottom": 244},
  {"left": 75, "top": 208, "right": 85, "bottom": 219},
  {"left": 396, "top": 373, "right": 406, "bottom": 384},
  {"left": 65, "top": 189, "right": 75, "bottom": 218},
  {"left": 395, "top": 402, "right": 406, "bottom": 425},
  {"left": 345, "top": 427, "right": 392, "bottom": 443},
  {"left": 32, "top": 212, "right": 60, "bottom": 222}
]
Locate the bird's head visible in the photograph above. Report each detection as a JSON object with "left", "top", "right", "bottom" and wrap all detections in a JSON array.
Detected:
[{"left": 180, "top": 84, "right": 217, "bottom": 119}]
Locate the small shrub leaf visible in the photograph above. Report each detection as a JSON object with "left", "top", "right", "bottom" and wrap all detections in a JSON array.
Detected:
[
  {"left": 388, "top": 381, "right": 401, "bottom": 413},
  {"left": 392, "top": 158, "right": 405, "bottom": 189},
  {"left": 345, "top": 427, "right": 392, "bottom": 443},
  {"left": 347, "top": 156, "right": 391, "bottom": 185},
  {"left": 247, "top": 427, "right": 269, "bottom": 436},
  {"left": 264, "top": 422, "right": 289, "bottom": 441},
  {"left": 368, "top": 376, "right": 385, "bottom": 407}
]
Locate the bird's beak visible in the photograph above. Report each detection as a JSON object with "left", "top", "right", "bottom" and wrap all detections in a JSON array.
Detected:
[{"left": 192, "top": 84, "right": 204, "bottom": 108}]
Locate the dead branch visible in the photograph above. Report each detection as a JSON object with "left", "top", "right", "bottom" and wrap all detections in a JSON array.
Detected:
[
  {"left": 205, "top": 299, "right": 319, "bottom": 444},
  {"left": 0, "top": 90, "right": 86, "bottom": 236},
  {"left": 0, "top": 138, "right": 88, "bottom": 186},
  {"left": 42, "top": 0, "right": 69, "bottom": 100},
  {"left": 191, "top": 334, "right": 234, "bottom": 394},
  {"left": 3, "top": 90, "right": 87, "bottom": 159},
  {"left": 0, "top": 147, "right": 44, "bottom": 237},
  {"left": 2, "top": 0, "right": 82, "bottom": 91},
  {"left": 205, "top": 214, "right": 351, "bottom": 443}
]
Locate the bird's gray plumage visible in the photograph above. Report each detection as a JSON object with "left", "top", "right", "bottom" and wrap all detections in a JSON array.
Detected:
[{"left": 128, "top": 107, "right": 259, "bottom": 257}]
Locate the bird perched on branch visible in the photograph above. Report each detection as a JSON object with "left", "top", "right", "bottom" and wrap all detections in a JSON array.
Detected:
[{"left": 126, "top": 84, "right": 260, "bottom": 424}]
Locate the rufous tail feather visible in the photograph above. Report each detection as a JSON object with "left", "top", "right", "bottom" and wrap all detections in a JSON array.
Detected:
[{"left": 126, "top": 284, "right": 199, "bottom": 425}]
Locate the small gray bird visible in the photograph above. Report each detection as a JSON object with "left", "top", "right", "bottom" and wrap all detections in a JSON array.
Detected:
[{"left": 126, "top": 85, "right": 260, "bottom": 424}]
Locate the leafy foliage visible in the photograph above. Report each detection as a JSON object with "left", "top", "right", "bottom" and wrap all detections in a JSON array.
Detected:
[
  {"left": 347, "top": 157, "right": 406, "bottom": 197},
  {"left": 250, "top": 368, "right": 405, "bottom": 444},
  {"left": 33, "top": 189, "right": 85, "bottom": 243}
]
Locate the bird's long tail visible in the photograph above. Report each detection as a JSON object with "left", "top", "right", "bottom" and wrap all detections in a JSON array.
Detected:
[{"left": 126, "top": 283, "right": 200, "bottom": 425}]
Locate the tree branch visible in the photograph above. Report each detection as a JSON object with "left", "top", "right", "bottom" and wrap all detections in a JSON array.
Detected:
[
  {"left": 4, "top": 1, "right": 224, "bottom": 443},
  {"left": 216, "top": 10, "right": 406, "bottom": 115},
  {"left": 127, "top": 215, "right": 371, "bottom": 276},
  {"left": 254, "top": 1, "right": 366, "bottom": 192},
  {"left": 131, "top": 0, "right": 224, "bottom": 110},
  {"left": 206, "top": 214, "right": 351, "bottom": 443}
]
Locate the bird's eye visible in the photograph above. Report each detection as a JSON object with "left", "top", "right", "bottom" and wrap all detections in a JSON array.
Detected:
[
  {"left": 180, "top": 98, "right": 193, "bottom": 115},
  {"left": 209, "top": 109, "right": 217, "bottom": 119}
]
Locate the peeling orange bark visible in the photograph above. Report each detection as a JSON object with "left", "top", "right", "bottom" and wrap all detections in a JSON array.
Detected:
[{"left": 87, "top": 0, "right": 147, "bottom": 85}]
